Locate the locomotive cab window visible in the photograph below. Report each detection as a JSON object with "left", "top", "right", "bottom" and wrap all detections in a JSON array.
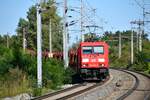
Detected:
[
  {"left": 82, "top": 46, "right": 92, "bottom": 54},
  {"left": 93, "top": 46, "right": 104, "bottom": 54}
]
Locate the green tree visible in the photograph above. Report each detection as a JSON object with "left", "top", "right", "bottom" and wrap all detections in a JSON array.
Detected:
[
  {"left": 16, "top": 0, "right": 63, "bottom": 51},
  {"left": 16, "top": 18, "right": 29, "bottom": 48},
  {"left": 84, "top": 33, "right": 100, "bottom": 42}
]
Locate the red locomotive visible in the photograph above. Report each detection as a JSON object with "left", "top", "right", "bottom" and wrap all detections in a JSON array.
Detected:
[
  {"left": 77, "top": 42, "right": 109, "bottom": 80},
  {"left": 29, "top": 41, "right": 110, "bottom": 81}
]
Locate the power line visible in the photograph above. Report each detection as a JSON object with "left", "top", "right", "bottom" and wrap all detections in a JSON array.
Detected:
[
  {"left": 134, "top": 0, "right": 144, "bottom": 9},
  {"left": 84, "top": 0, "right": 104, "bottom": 33},
  {"left": 130, "top": 20, "right": 144, "bottom": 52},
  {"left": 85, "top": 0, "right": 94, "bottom": 10}
]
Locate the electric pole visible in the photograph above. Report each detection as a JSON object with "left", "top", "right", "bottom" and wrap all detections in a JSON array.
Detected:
[
  {"left": 23, "top": 28, "right": 26, "bottom": 52},
  {"left": 136, "top": 29, "right": 139, "bottom": 51},
  {"left": 7, "top": 32, "right": 9, "bottom": 48},
  {"left": 118, "top": 32, "right": 121, "bottom": 58},
  {"left": 137, "top": 20, "right": 144, "bottom": 52},
  {"left": 130, "top": 20, "right": 144, "bottom": 52},
  {"left": 49, "top": 19, "right": 52, "bottom": 57},
  {"left": 63, "top": 0, "right": 68, "bottom": 68},
  {"left": 37, "top": 1, "right": 42, "bottom": 87},
  {"left": 131, "top": 27, "right": 134, "bottom": 64},
  {"left": 139, "top": 25, "right": 142, "bottom": 52},
  {"left": 80, "top": 0, "right": 84, "bottom": 42}
]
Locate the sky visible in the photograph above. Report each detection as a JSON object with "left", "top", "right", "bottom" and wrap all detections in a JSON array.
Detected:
[
  {"left": 63, "top": 0, "right": 149, "bottom": 45},
  {"left": 0, "top": 0, "right": 34, "bottom": 35},
  {"left": 0, "top": 0, "right": 149, "bottom": 39}
]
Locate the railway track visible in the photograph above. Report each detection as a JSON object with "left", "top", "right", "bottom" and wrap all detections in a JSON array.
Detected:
[
  {"left": 110, "top": 68, "right": 150, "bottom": 100},
  {"left": 32, "top": 69, "right": 150, "bottom": 100},
  {"left": 57, "top": 78, "right": 110, "bottom": 100},
  {"left": 32, "top": 77, "right": 110, "bottom": 100},
  {"left": 116, "top": 69, "right": 139, "bottom": 100},
  {"left": 32, "top": 84, "right": 82, "bottom": 100},
  {"left": 119, "top": 70, "right": 150, "bottom": 100}
]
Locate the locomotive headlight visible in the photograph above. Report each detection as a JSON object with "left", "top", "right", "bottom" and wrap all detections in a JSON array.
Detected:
[
  {"left": 101, "top": 64, "right": 104, "bottom": 67},
  {"left": 99, "top": 64, "right": 105, "bottom": 67},
  {"left": 83, "top": 64, "right": 86, "bottom": 67},
  {"left": 98, "top": 58, "right": 105, "bottom": 62},
  {"left": 82, "top": 58, "right": 89, "bottom": 62},
  {"left": 83, "top": 64, "right": 88, "bottom": 67}
]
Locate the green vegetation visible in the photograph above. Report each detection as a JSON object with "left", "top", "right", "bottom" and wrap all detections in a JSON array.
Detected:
[
  {"left": 0, "top": 0, "right": 74, "bottom": 98},
  {"left": 101, "top": 31, "right": 150, "bottom": 74},
  {"left": 0, "top": 45, "right": 73, "bottom": 98},
  {"left": 16, "top": 0, "right": 63, "bottom": 51},
  {"left": 0, "top": 0, "right": 150, "bottom": 98},
  {"left": 78, "top": 31, "right": 150, "bottom": 74}
]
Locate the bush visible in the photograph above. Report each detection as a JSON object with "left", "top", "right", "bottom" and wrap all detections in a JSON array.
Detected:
[
  {"left": 0, "top": 45, "right": 14, "bottom": 74},
  {"left": 63, "top": 67, "right": 75, "bottom": 84},
  {"left": 0, "top": 45, "right": 74, "bottom": 97},
  {"left": 32, "top": 88, "right": 42, "bottom": 96},
  {"left": 0, "top": 68, "right": 31, "bottom": 98},
  {"left": 132, "top": 52, "right": 149, "bottom": 71},
  {"left": 42, "top": 58, "right": 65, "bottom": 89}
]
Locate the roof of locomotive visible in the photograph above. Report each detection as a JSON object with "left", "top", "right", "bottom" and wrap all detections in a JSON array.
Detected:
[{"left": 80, "top": 41, "right": 108, "bottom": 46}]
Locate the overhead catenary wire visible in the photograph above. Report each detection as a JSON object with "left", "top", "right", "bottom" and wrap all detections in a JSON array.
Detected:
[
  {"left": 134, "top": 0, "right": 144, "bottom": 9},
  {"left": 65, "top": 0, "right": 107, "bottom": 44}
]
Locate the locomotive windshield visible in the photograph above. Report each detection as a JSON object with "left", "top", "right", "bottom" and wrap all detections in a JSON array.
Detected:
[
  {"left": 82, "top": 46, "right": 92, "bottom": 54},
  {"left": 82, "top": 46, "right": 104, "bottom": 54},
  {"left": 93, "top": 46, "right": 104, "bottom": 54}
]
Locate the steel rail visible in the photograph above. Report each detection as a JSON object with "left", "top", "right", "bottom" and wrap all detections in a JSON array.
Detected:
[
  {"left": 116, "top": 69, "right": 139, "bottom": 100},
  {"left": 32, "top": 76, "right": 109, "bottom": 100},
  {"left": 112, "top": 68, "right": 150, "bottom": 100},
  {"left": 127, "top": 70, "right": 150, "bottom": 100},
  {"left": 32, "top": 68, "right": 150, "bottom": 100},
  {"left": 32, "top": 84, "right": 82, "bottom": 100},
  {"left": 57, "top": 77, "right": 109, "bottom": 100}
]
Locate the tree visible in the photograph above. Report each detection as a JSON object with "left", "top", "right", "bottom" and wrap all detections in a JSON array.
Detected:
[
  {"left": 16, "top": 0, "right": 63, "bottom": 51},
  {"left": 84, "top": 33, "right": 100, "bottom": 42},
  {"left": 16, "top": 18, "right": 29, "bottom": 48}
]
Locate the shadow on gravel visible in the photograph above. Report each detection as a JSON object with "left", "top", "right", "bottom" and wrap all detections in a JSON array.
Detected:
[
  {"left": 71, "top": 74, "right": 103, "bottom": 84},
  {"left": 72, "top": 74, "right": 83, "bottom": 84}
]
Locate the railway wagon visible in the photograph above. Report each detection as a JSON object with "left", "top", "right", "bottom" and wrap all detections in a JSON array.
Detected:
[{"left": 77, "top": 42, "right": 109, "bottom": 80}]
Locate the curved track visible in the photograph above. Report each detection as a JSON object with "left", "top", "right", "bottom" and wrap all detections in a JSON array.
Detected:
[
  {"left": 32, "top": 84, "right": 83, "bottom": 100},
  {"left": 32, "top": 77, "right": 109, "bottom": 100},
  {"left": 32, "top": 69, "right": 150, "bottom": 100},
  {"left": 108, "top": 69, "right": 150, "bottom": 100},
  {"left": 120, "top": 70, "right": 150, "bottom": 100},
  {"left": 57, "top": 78, "right": 109, "bottom": 100},
  {"left": 116, "top": 69, "right": 140, "bottom": 100}
]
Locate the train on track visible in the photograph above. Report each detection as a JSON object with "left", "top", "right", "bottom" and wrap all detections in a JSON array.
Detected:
[
  {"left": 68, "top": 41, "right": 109, "bottom": 80},
  {"left": 76, "top": 42, "right": 109, "bottom": 80},
  {"left": 27, "top": 41, "right": 109, "bottom": 80}
]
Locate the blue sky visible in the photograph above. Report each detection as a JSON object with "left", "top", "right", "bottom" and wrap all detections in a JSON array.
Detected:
[
  {"left": 0, "top": 0, "right": 34, "bottom": 35},
  {"left": 0, "top": 0, "right": 149, "bottom": 37},
  {"left": 64, "top": 0, "right": 149, "bottom": 44}
]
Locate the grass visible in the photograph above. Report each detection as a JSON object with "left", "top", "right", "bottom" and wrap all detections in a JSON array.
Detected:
[
  {"left": 0, "top": 77, "right": 31, "bottom": 98},
  {"left": 0, "top": 68, "right": 32, "bottom": 98},
  {"left": 0, "top": 66, "right": 65, "bottom": 98}
]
